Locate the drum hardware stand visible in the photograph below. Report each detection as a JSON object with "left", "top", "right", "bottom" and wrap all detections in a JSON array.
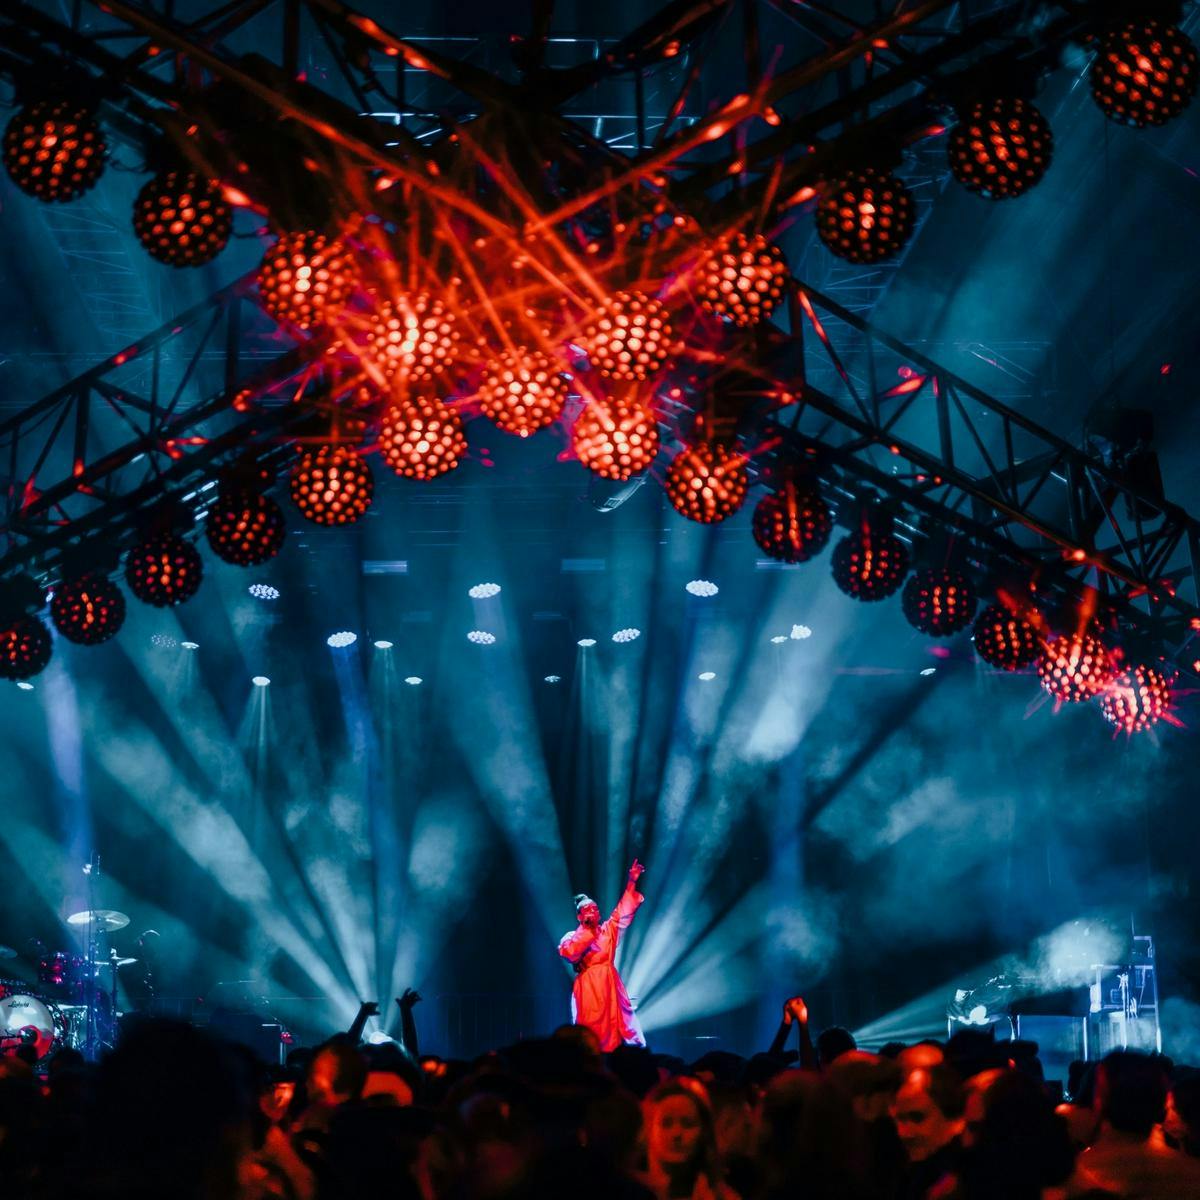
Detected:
[{"left": 82, "top": 855, "right": 100, "bottom": 1061}]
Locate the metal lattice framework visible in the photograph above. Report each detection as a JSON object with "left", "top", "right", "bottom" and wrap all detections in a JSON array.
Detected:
[{"left": 1, "top": 0, "right": 1198, "bottom": 683}]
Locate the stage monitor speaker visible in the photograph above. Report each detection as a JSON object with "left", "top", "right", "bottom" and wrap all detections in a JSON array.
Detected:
[{"left": 1013, "top": 1015, "right": 1086, "bottom": 1088}]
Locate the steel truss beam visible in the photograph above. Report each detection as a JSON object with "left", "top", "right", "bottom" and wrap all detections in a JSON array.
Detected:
[{"left": 766, "top": 285, "right": 1200, "bottom": 677}]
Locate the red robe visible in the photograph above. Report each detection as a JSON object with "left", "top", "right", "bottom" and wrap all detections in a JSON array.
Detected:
[{"left": 557, "top": 887, "right": 645, "bottom": 1051}]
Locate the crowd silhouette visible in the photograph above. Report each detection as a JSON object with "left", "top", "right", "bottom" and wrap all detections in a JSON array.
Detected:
[{"left": 1, "top": 991, "right": 1199, "bottom": 1199}]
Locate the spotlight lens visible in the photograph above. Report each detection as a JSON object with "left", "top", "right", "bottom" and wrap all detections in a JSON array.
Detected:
[
  {"left": 920, "top": 667, "right": 937, "bottom": 676},
  {"left": 374, "top": 640, "right": 394, "bottom": 649},
  {"left": 181, "top": 641, "right": 200, "bottom": 650},
  {"left": 577, "top": 637, "right": 597, "bottom": 647},
  {"left": 770, "top": 635, "right": 788, "bottom": 644},
  {"left": 544, "top": 675, "right": 561, "bottom": 683},
  {"left": 252, "top": 675, "right": 270, "bottom": 687},
  {"left": 790, "top": 624, "right": 812, "bottom": 640},
  {"left": 327, "top": 631, "right": 358, "bottom": 648},
  {"left": 468, "top": 582, "right": 502, "bottom": 599},
  {"left": 698, "top": 671, "right": 717, "bottom": 681},
  {"left": 612, "top": 628, "right": 641, "bottom": 643},
  {"left": 16, "top": 681, "right": 33, "bottom": 691},
  {"left": 249, "top": 583, "right": 280, "bottom": 600},
  {"left": 404, "top": 675, "right": 422, "bottom": 685},
  {"left": 467, "top": 630, "right": 496, "bottom": 645},
  {"left": 686, "top": 579, "right": 719, "bottom": 597}
]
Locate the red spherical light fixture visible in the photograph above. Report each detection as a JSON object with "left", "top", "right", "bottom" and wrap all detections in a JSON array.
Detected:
[
  {"left": 1099, "top": 663, "right": 1173, "bottom": 734},
  {"left": 0, "top": 615, "right": 52, "bottom": 680},
  {"left": 1037, "top": 630, "right": 1114, "bottom": 704},
  {"left": 478, "top": 349, "right": 569, "bottom": 437},
  {"left": 257, "top": 231, "right": 356, "bottom": 331},
  {"left": 972, "top": 603, "right": 1041, "bottom": 671},
  {"left": 816, "top": 169, "right": 915, "bottom": 264},
  {"left": 664, "top": 442, "right": 748, "bottom": 524},
  {"left": 379, "top": 397, "right": 467, "bottom": 480},
  {"left": 831, "top": 516, "right": 910, "bottom": 601},
  {"left": 365, "top": 293, "right": 460, "bottom": 384},
  {"left": 752, "top": 478, "right": 832, "bottom": 563},
  {"left": 1090, "top": 19, "right": 1198, "bottom": 128},
  {"left": 125, "top": 534, "right": 204, "bottom": 607},
  {"left": 696, "top": 232, "right": 790, "bottom": 327},
  {"left": 133, "top": 170, "right": 232, "bottom": 267},
  {"left": 572, "top": 397, "right": 660, "bottom": 480},
  {"left": 50, "top": 573, "right": 126, "bottom": 645},
  {"left": 581, "top": 291, "right": 673, "bottom": 381},
  {"left": 901, "top": 567, "right": 979, "bottom": 636},
  {"left": 947, "top": 97, "right": 1053, "bottom": 199},
  {"left": 3, "top": 98, "right": 106, "bottom": 202},
  {"left": 205, "top": 490, "right": 286, "bottom": 566},
  {"left": 290, "top": 444, "right": 374, "bottom": 524}
]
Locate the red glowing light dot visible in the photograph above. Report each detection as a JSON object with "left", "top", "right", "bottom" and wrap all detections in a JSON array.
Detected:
[
  {"left": 289, "top": 445, "right": 374, "bottom": 524},
  {"left": 3, "top": 98, "right": 107, "bottom": 202},
  {"left": 816, "top": 168, "right": 915, "bottom": 263},
  {"left": 478, "top": 349, "right": 569, "bottom": 437},
  {"left": 665, "top": 442, "right": 748, "bottom": 524},
  {"left": 695, "top": 232, "right": 790, "bottom": 328},
  {"left": 580, "top": 291, "right": 673, "bottom": 382},
  {"left": 378, "top": 397, "right": 467, "bottom": 480},
  {"left": 572, "top": 397, "right": 660, "bottom": 481}
]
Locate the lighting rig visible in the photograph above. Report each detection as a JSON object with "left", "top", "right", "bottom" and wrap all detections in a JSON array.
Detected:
[{"left": 0, "top": 0, "right": 1197, "bottom": 738}]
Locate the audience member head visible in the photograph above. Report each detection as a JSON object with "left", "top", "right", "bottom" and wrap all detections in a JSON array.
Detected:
[
  {"left": 643, "top": 1075, "right": 721, "bottom": 1187},
  {"left": 1095, "top": 1050, "right": 1169, "bottom": 1138},
  {"left": 890, "top": 1065, "right": 966, "bottom": 1162},
  {"left": 307, "top": 1034, "right": 368, "bottom": 1107},
  {"left": 897, "top": 1040, "right": 945, "bottom": 1073},
  {"left": 1167, "top": 1069, "right": 1200, "bottom": 1153},
  {"left": 816, "top": 1025, "right": 857, "bottom": 1069},
  {"left": 607, "top": 1043, "right": 660, "bottom": 1098},
  {"left": 828, "top": 1050, "right": 903, "bottom": 1123}
]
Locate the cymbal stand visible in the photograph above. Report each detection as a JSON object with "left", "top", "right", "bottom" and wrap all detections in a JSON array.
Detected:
[{"left": 82, "top": 855, "right": 100, "bottom": 1061}]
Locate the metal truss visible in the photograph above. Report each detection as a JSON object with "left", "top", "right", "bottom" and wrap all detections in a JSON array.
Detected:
[
  {"left": 764, "top": 285, "right": 1200, "bottom": 677},
  {"left": 0, "top": 279, "right": 353, "bottom": 580}
]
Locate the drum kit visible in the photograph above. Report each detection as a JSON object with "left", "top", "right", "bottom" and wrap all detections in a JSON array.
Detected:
[{"left": 1, "top": 864, "right": 142, "bottom": 1064}]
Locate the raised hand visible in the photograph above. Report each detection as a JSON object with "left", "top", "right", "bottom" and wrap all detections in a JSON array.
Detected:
[
  {"left": 783, "top": 996, "right": 808, "bottom": 1025},
  {"left": 628, "top": 858, "right": 645, "bottom": 884},
  {"left": 396, "top": 987, "right": 422, "bottom": 1011}
]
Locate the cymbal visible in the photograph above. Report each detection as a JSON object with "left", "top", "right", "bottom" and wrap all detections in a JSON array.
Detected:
[
  {"left": 89, "top": 956, "right": 137, "bottom": 968},
  {"left": 66, "top": 910, "right": 130, "bottom": 933},
  {"left": 0, "top": 945, "right": 14, "bottom": 959}
]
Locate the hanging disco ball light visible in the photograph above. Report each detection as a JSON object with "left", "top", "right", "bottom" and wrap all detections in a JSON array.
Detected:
[
  {"left": 132, "top": 170, "right": 232, "bottom": 267},
  {"left": 664, "top": 442, "right": 748, "bottom": 524},
  {"left": 901, "top": 567, "right": 979, "bottom": 636},
  {"left": 125, "top": 534, "right": 203, "bottom": 607},
  {"left": 696, "top": 232, "right": 789, "bottom": 327},
  {"left": 478, "top": 348, "right": 569, "bottom": 437},
  {"left": 49, "top": 572, "right": 125, "bottom": 645},
  {"left": 580, "top": 290, "right": 673, "bottom": 381},
  {"left": 365, "top": 293, "right": 460, "bottom": 384},
  {"left": 257, "top": 230, "right": 356, "bottom": 331},
  {"left": 831, "top": 516, "right": 910, "bottom": 601},
  {"left": 816, "top": 168, "right": 915, "bottom": 264},
  {"left": 3, "top": 98, "right": 106, "bottom": 202},
  {"left": 947, "top": 97, "right": 1054, "bottom": 199},
  {"left": 1037, "top": 630, "right": 1114, "bottom": 704},
  {"left": 205, "top": 490, "right": 287, "bottom": 566},
  {"left": 1099, "top": 663, "right": 1173, "bottom": 734},
  {"left": 378, "top": 396, "right": 467, "bottom": 480},
  {"left": 1090, "top": 19, "right": 1198, "bottom": 128},
  {"left": 290, "top": 444, "right": 374, "bottom": 524},
  {"left": 972, "top": 602, "right": 1041, "bottom": 671},
  {"left": 0, "top": 615, "right": 52, "bottom": 680},
  {"left": 572, "top": 397, "right": 659, "bottom": 480},
  {"left": 752, "top": 478, "right": 832, "bottom": 564}
]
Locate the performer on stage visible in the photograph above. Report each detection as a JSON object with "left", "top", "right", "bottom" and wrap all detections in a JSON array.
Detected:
[{"left": 558, "top": 858, "right": 646, "bottom": 1051}]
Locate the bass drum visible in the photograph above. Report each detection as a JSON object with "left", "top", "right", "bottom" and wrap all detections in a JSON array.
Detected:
[{"left": 0, "top": 992, "right": 66, "bottom": 1060}]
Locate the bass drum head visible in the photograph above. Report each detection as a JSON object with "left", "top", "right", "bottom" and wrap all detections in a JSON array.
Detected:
[{"left": 1, "top": 992, "right": 63, "bottom": 1060}]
